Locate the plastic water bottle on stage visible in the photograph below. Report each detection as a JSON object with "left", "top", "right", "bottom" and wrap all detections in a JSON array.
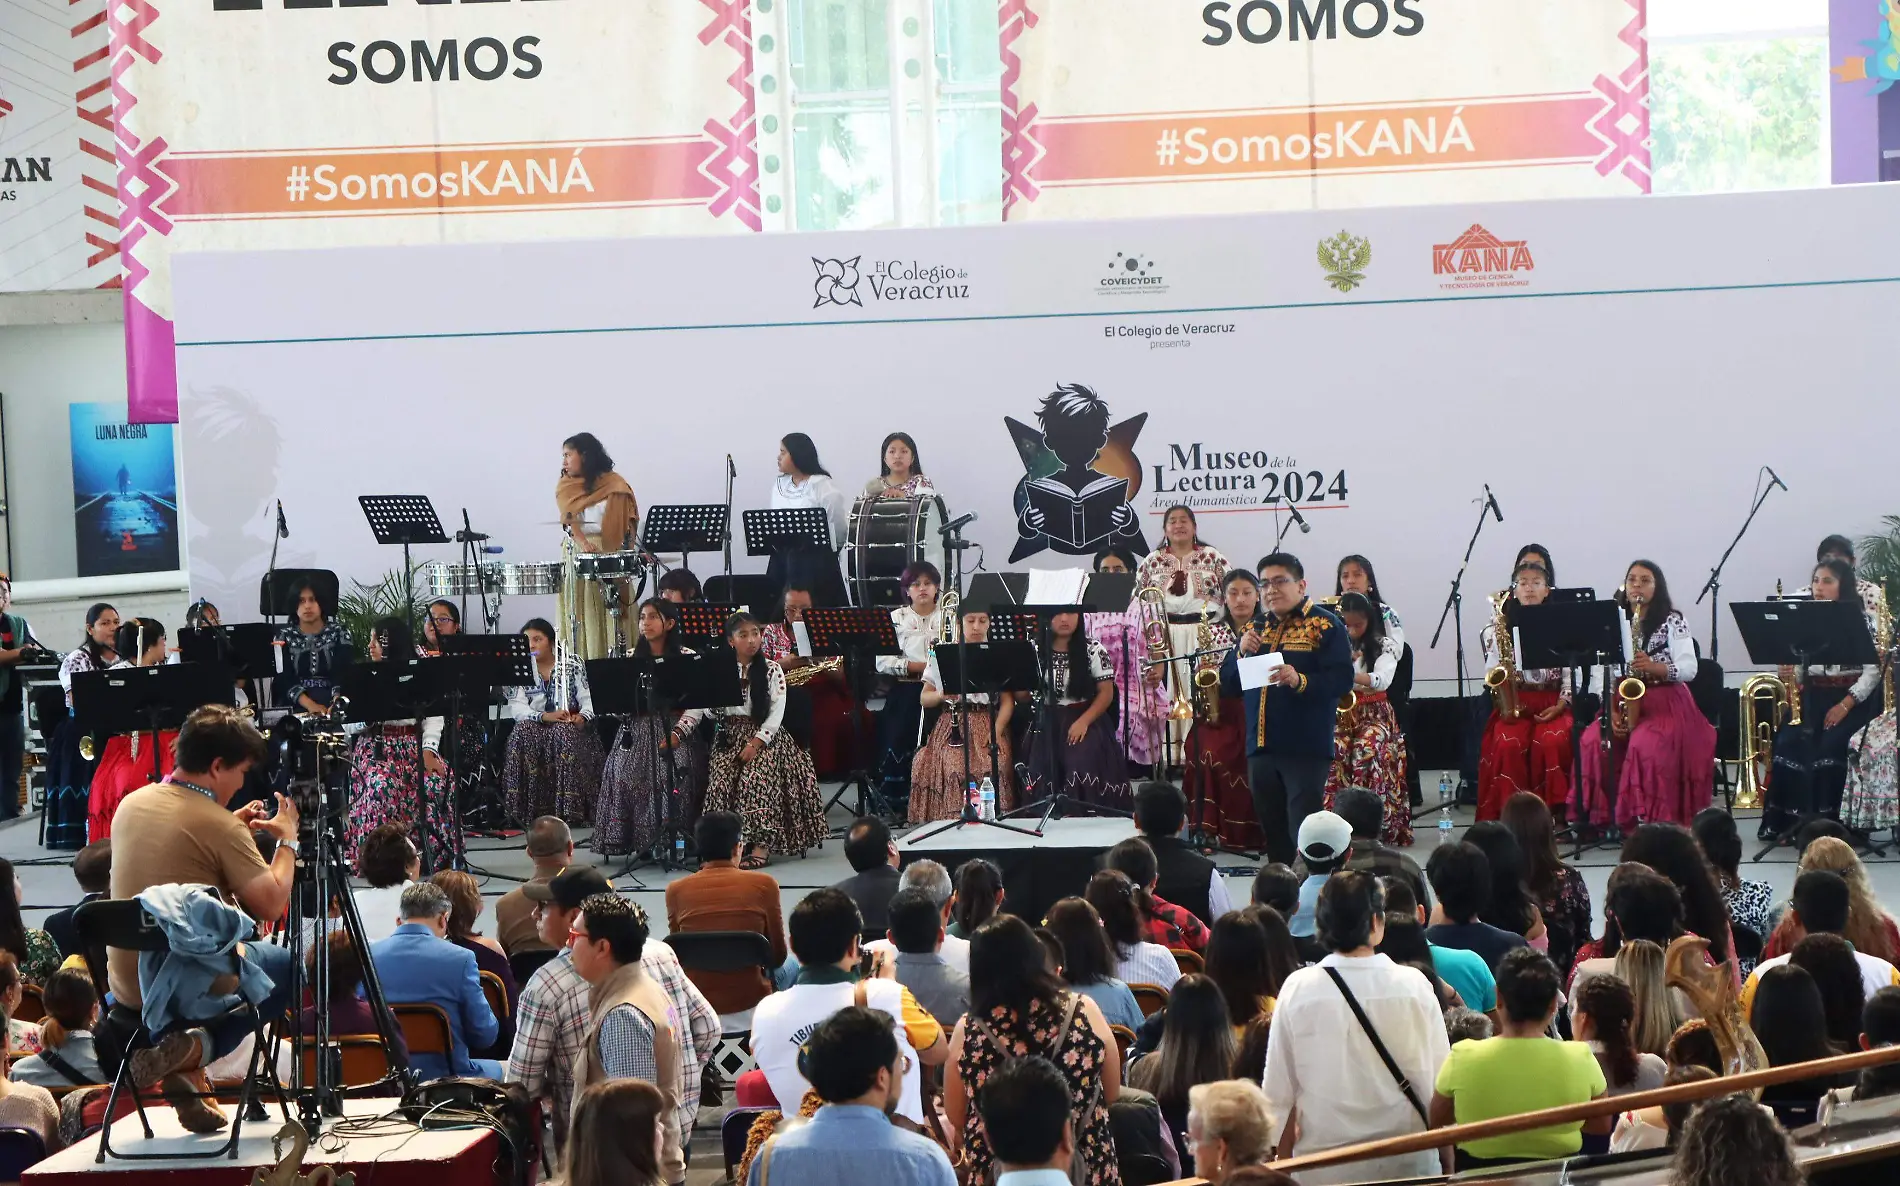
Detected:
[
  {"left": 979, "top": 777, "right": 996, "bottom": 820},
  {"left": 1437, "top": 772, "right": 1455, "bottom": 845}
]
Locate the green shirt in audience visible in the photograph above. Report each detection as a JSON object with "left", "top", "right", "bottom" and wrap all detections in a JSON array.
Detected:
[{"left": 1435, "top": 1037, "right": 1606, "bottom": 1161}]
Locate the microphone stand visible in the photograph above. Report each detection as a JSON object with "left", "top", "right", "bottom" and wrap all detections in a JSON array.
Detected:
[
  {"left": 1696, "top": 472, "right": 1783, "bottom": 665},
  {"left": 1430, "top": 491, "right": 1497, "bottom": 799},
  {"left": 722, "top": 457, "right": 736, "bottom": 586},
  {"left": 264, "top": 503, "right": 287, "bottom": 709}
]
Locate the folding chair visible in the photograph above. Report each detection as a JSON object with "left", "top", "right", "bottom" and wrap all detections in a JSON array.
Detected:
[
  {"left": 667, "top": 932, "right": 775, "bottom": 1096},
  {"left": 298, "top": 1036, "right": 394, "bottom": 1091},
  {"left": 393, "top": 1004, "right": 454, "bottom": 1063},
  {"left": 75, "top": 898, "right": 268, "bottom": 1163},
  {"left": 14, "top": 986, "right": 43, "bottom": 1026},
  {"left": 1129, "top": 983, "right": 1170, "bottom": 1019},
  {"left": 509, "top": 948, "right": 557, "bottom": 986},
  {"left": 1169, "top": 948, "right": 1203, "bottom": 976},
  {"left": 479, "top": 970, "right": 511, "bottom": 1020},
  {"left": 721, "top": 1105, "right": 775, "bottom": 1181},
  {"left": 0, "top": 1126, "right": 47, "bottom": 1181}
]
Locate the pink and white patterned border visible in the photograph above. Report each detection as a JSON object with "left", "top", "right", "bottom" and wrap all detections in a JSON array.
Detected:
[
  {"left": 1587, "top": 0, "right": 1652, "bottom": 190},
  {"left": 698, "top": 0, "right": 763, "bottom": 232},
  {"left": 999, "top": 0, "right": 1042, "bottom": 219}
]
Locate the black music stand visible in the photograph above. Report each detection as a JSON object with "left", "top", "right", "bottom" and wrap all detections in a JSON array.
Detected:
[
  {"left": 1515, "top": 599, "right": 1626, "bottom": 857},
  {"left": 180, "top": 623, "right": 278, "bottom": 687},
  {"left": 643, "top": 505, "right": 729, "bottom": 578},
  {"left": 705, "top": 575, "right": 778, "bottom": 614},
  {"left": 340, "top": 658, "right": 456, "bottom": 875},
  {"left": 1731, "top": 599, "right": 1880, "bottom": 860},
  {"left": 909, "top": 641, "right": 1041, "bottom": 842},
  {"left": 71, "top": 663, "right": 237, "bottom": 784},
  {"left": 743, "top": 508, "right": 831, "bottom": 560},
  {"left": 436, "top": 634, "right": 533, "bottom": 839},
  {"left": 359, "top": 496, "right": 449, "bottom": 641},
  {"left": 804, "top": 605, "right": 902, "bottom": 825},
  {"left": 589, "top": 651, "right": 742, "bottom": 877},
  {"left": 674, "top": 604, "right": 741, "bottom": 649}
]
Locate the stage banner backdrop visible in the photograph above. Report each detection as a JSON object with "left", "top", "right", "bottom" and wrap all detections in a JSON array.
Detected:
[
  {"left": 999, "top": 0, "right": 1651, "bottom": 220},
  {"left": 169, "top": 183, "right": 1898, "bottom": 678},
  {"left": 70, "top": 401, "right": 178, "bottom": 578},
  {"left": 109, "top": 0, "right": 762, "bottom": 424},
  {"left": 0, "top": 0, "right": 120, "bottom": 291}
]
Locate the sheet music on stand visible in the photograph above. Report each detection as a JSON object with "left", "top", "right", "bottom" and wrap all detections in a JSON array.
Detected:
[
  {"left": 742, "top": 508, "right": 831, "bottom": 557},
  {"left": 642, "top": 505, "right": 729, "bottom": 557}
]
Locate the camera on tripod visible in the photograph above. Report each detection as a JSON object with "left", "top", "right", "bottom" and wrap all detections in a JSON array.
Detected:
[{"left": 271, "top": 705, "right": 352, "bottom": 826}]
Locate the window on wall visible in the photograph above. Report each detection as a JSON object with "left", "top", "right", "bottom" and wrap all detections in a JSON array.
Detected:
[
  {"left": 779, "top": 0, "right": 1002, "bottom": 231},
  {"left": 1647, "top": 0, "right": 1830, "bottom": 195}
]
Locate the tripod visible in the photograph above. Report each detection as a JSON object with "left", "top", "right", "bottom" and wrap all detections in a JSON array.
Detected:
[{"left": 266, "top": 717, "right": 412, "bottom": 1132}]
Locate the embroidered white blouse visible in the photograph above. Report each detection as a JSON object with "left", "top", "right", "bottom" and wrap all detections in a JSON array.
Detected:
[
  {"left": 1049, "top": 638, "right": 1115, "bottom": 706},
  {"left": 876, "top": 604, "right": 948, "bottom": 678},
  {"left": 506, "top": 654, "right": 596, "bottom": 720},
  {"left": 678, "top": 659, "right": 787, "bottom": 745},
  {"left": 771, "top": 473, "right": 850, "bottom": 551},
  {"left": 1354, "top": 634, "right": 1401, "bottom": 692}
]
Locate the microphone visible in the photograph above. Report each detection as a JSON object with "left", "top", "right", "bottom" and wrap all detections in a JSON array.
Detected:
[
  {"left": 1484, "top": 484, "right": 1504, "bottom": 523},
  {"left": 454, "top": 529, "right": 490, "bottom": 543},
  {"left": 275, "top": 499, "right": 289, "bottom": 539},
  {"left": 726, "top": 454, "right": 736, "bottom": 478},
  {"left": 1766, "top": 467, "right": 1788, "bottom": 493},
  {"left": 1285, "top": 503, "right": 1311, "bottom": 534},
  {"left": 939, "top": 511, "right": 978, "bottom": 537},
  {"left": 481, "top": 545, "right": 505, "bottom": 555}
]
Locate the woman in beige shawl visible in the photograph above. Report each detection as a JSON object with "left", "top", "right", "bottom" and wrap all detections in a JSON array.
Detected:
[{"left": 557, "top": 432, "right": 639, "bottom": 659}]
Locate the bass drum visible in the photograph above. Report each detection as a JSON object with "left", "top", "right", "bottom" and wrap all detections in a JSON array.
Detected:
[{"left": 847, "top": 495, "right": 947, "bottom": 608}]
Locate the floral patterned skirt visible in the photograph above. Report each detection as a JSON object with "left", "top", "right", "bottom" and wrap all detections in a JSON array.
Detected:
[
  {"left": 88, "top": 731, "right": 176, "bottom": 843},
  {"left": 503, "top": 717, "right": 605, "bottom": 827},
  {"left": 1476, "top": 687, "right": 1573, "bottom": 820},
  {"left": 1324, "top": 694, "right": 1411, "bottom": 846},
  {"left": 345, "top": 728, "right": 463, "bottom": 870},
  {"left": 1185, "top": 700, "right": 1259, "bottom": 851},
  {"left": 702, "top": 717, "right": 826, "bottom": 857},
  {"left": 1024, "top": 703, "right": 1131, "bottom": 812},
  {"left": 909, "top": 705, "right": 1015, "bottom": 823},
  {"left": 594, "top": 714, "right": 708, "bottom": 856},
  {"left": 1844, "top": 710, "right": 1898, "bottom": 832}
]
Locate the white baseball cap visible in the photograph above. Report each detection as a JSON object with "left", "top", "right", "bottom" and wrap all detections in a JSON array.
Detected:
[{"left": 1297, "top": 810, "right": 1353, "bottom": 864}]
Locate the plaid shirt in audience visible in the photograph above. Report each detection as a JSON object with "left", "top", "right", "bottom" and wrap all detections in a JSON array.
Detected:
[
  {"left": 1143, "top": 894, "right": 1210, "bottom": 953},
  {"left": 507, "top": 941, "right": 719, "bottom": 1153}
]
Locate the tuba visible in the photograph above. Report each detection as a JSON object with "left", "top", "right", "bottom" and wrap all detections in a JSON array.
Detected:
[
  {"left": 1483, "top": 591, "right": 1521, "bottom": 720},
  {"left": 1192, "top": 604, "right": 1221, "bottom": 724},
  {"left": 1611, "top": 595, "right": 1647, "bottom": 737},
  {"left": 1735, "top": 672, "right": 1792, "bottom": 810}
]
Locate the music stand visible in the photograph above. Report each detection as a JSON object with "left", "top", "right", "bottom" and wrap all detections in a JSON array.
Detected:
[
  {"left": 705, "top": 575, "right": 778, "bottom": 614},
  {"left": 743, "top": 508, "right": 831, "bottom": 559},
  {"left": 359, "top": 495, "right": 449, "bottom": 641},
  {"left": 588, "top": 651, "right": 743, "bottom": 877},
  {"left": 71, "top": 663, "right": 237, "bottom": 783},
  {"left": 180, "top": 623, "right": 278, "bottom": 681},
  {"left": 339, "top": 658, "right": 456, "bottom": 874},
  {"left": 909, "top": 641, "right": 1041, "bottom": 842},
  {"left": 436, "top": 634, "right": 533, "bottom": 840},
  {"left": 1731, "top": 599, "right": 1880, "bottom": 860},
  {"left": 1515, "top": 599, "right": 1627, "bottom": 857},
  {"left": 674, "top": 604, "right": 741, "bottom": 649},
  {"left": 643, "top": 505, "right": 729, "bottom": 578},
  {"left": 804, "top": 606, "right": 902, "bottom": 825}
]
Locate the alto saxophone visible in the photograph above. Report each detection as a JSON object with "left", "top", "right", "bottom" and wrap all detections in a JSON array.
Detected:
[
  {"left": 1483, "top": 591, "right": 1521, "bottom": 720},
  {"left": 1192, "top": 604, "right": 1221, "bottom": 724},
  {"left": 784, "top": 656, "right": 842, "bottom": 686},
  {"left": 1611, "top": 597, "right": 1647, "bottom": 737}
]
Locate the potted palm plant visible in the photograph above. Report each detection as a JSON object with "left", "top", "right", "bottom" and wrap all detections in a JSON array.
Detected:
[{"left": 335, "top": 565, "right": 427, "bottom": 656}]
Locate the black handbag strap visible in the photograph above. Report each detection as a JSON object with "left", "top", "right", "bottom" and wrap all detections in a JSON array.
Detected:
[
  {"left": 36, "top": 1047, "right": 94, "bottom": 1088},
  {"left": 1323, "top": 966, "right": 1427, "bottom": 1123}
]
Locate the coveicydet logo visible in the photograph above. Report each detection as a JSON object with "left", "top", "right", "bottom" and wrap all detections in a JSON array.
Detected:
[
  {"left": 1432, "top": 224, "right": 1534, "bottom": 291},
  {"left": 1098, "top": 251, "right": 1168, "bottom": 296}
]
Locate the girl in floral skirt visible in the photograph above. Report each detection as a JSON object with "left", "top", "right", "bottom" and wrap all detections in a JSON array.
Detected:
[
  {"left": 503, "top": 617, "right": 604, "bottom": 828},
  {"left": 685, "top": 612, "right": 825, "bottom": 867},
  {"left": 345, "top": 617, "right": 462, "bottom": 871},
  {"left": 594, "top": 600, "right": 708, "bottom": 857}
]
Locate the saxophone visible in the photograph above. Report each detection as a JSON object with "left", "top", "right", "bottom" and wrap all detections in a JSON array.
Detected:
[
  {"left": 784, "top": 657, "right": 842, "bottom": 687},
  {"left": 1483, "top": 591, "right": 1521, "bottom": 720},
  {"left": 1611, "top": 596, "right": 1647, "bottom": 737},
  {"left": 1192, "top": 604, "right": 1221, "bottom": 724}
]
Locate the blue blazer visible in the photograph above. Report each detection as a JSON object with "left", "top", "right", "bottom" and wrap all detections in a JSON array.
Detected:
[{"left": 370, "top": 923, "right": 499, "bottom": 1080}]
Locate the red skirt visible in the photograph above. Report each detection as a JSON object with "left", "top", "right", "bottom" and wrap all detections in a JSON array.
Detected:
[
  {"left": 1476, "top": 687, "right": 1574, "bottom": 820},
  {"left": 1185, "top": 699, "right": 1260, "bottom": 851},
  {"left": 88, "top": 731, "right": 177, "bottom": 842},
  {"left": 806, "top": 671, "right": 870, "bottom": 779}
]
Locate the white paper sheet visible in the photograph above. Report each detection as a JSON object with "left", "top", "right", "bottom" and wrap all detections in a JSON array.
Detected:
[
  {"left": 1237, "top": 652, "right": 1285, "bottom": 690},
  {"left": 791, "top": 621, "right": 813, "bottom": 658},
  {"left": 1026, "top": 568, "right": 1090, "bottom": 606}
]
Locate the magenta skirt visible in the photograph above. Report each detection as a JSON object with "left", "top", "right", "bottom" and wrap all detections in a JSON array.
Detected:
[{"left": 1578, "top": 681, "right": 1716, "bottom": 829}]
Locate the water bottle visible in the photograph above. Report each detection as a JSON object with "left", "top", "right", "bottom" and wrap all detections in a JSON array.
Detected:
[
  {"left": 675, "top": 833, "right": 687, "bottom": 864},
  {"left": 1437, "top": 772, "right": 1455, "bottom": 845},
  {"left": 979, "top": 776, "right": 997, "bottom": 821}
]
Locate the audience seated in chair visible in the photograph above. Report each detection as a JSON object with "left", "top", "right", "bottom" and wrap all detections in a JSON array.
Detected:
[
  {"left": 564, "top": 1079, "right": 667, "bottom": 1186},
  {"left": 1184, "top": 1079, "right": 1274, "bottom": 1186},
  {"left": 370, "top": 881, "right": 501, "bottom": 1080},
  {"left": 861, "top": 860, "right": 969, "bottom": 975},
  {"left": 880, "top": 888, "right": 970, "bottom": 1031},
  {"left": 43, "top": 840, "right": 109, "bottom": 964},
  {"left": 975, "top": 1055, "right": 1081, "bottom": 1186},
  {"left": 352, "top": 822, "right": 418, "bottom": 946},
  {"left": 665, "top": 811, "right": 787, "bottom": 1014},
  {"left": 832, "top": 817, "right": 902, "bottom": 936},
  {"left": 495, "top": 815, "right": 572, "bottom": 959},
  {"left": 9, "top": 968, "right": 103, "bottom": 1089}
]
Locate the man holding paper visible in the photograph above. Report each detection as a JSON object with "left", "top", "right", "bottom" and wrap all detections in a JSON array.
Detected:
[{"left": 1220, "top": 552, "right": 1355, "bottom": 866}]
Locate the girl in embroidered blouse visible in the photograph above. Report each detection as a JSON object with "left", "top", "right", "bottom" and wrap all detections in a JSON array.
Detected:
[
  {"left": 504, "top": 616, "right": 606, "bottom": 835},
  {"left": 875, "top": 561, "right": 944, "bottom": 809},
  {"left": 1476, "top": 561, "right": 1576, "bottom": 821},
  {"left": 1025, "top": 612, "right": 1129, "bottom": 809},
  {"left": 1579, "top": 560, "right": 1716, "bottom": 830},
  {"left": 1089, "top": 546, "right": 1163, "bottom": 771},
  {"left": 1335, "top": 554, "right": 1405, "bottom": 652},
  {"left": 87, "top": 618, "right": 174, "bottom": 843},
  {"left": 346, "top": 616, "right": 461, "bottom": 870},
  {"left": 770, "top": 433, "right": 850, "bottom": 608},
  {"left": 595, "top": 600, "right": 704, "bottom": 858},
  {"left": 1136, "top": 506, "right": 1230, "bottom": 769},
  {"left": 1325, "top": 592, "right": 1411, "bottom": 845},
  {"left": 688, "top": 612, "right": 825, "bottom": 867},
  {"left": 1183, "top": 570, "right": 1262, "bottom": 851},
  {"left": 275, "top": 580, "right": 353, "bottom": 715},
  {"left": 910, "top": 601, "right": 1017, "bottom": 822},
  {"left": 46, "top": 603, "right": 118, "bottom": 849},
  {"left": 863, "top": 432, "right": 938, "bottom": 502}
]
